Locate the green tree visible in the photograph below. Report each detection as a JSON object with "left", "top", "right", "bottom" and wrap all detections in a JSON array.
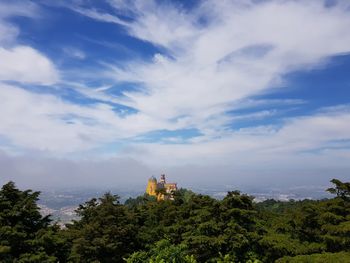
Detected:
[
  {"left": 219, "top": 191, "right": 261, "bottom": 262},
  {"left": 67, "top": 192, "right": 138, "bottom": 263},
  {"left": 0, "top": 182, "right": 66, "bottom": 262},
  {"left": 327, "top": 179, "right": 350, "bottom": 200},
  {"left": 125, "top": 239, "right": 197, "bottom": 263},
  {"left": 276, "top": 251, "right": 350, "bottom": 262}
]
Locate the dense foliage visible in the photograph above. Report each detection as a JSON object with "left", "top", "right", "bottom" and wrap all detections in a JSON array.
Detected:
[
  {"left": 0, "top": 182, "right": 67, "bottom": 262},
  {"left": 0, "top": 179, "right": 349, "bottom": 262}
]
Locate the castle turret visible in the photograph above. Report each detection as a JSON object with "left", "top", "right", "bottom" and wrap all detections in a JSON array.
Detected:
[
  {"left": 146, "top": 176, "right": 157, "bottom": 196},
  {"left": 160, "top": 174, "right": 166, "bottom": 184}
]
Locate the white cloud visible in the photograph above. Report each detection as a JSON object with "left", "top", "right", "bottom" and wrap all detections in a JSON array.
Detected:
[
  {"left": 0, "top": 1, "right": 59, "bottom": 85},
  {"left": 121, "top": 106, "right": 350, "bottom": 168},
  {"left": 0, "top": 83, "right": 178, "bottom": 153},
  {"left": 0, "top": 46, "right": 59, "bottom": 85},
  {"left": 0, "top": 83, "right": 135, "bottom": 152},
  {"left": 0, "top": 84, "right": 105, "bottom": 152}
]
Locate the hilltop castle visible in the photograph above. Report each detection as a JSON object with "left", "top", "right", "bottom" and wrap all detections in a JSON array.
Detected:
[{"left": 146, "top": 174, "right": 178, "bottom": 201}]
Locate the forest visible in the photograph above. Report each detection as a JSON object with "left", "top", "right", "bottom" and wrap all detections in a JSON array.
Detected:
[{"left": 0, "top": 179, "right": 349, "bottom": 263}]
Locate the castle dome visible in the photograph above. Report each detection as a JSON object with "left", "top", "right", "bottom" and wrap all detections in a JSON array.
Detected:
[{"left": 148, "top": 176, "right": 157, "bottom": 182}]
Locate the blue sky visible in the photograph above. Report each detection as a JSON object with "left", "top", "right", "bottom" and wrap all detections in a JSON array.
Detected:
[{"left": 0, "top": 0, "right": 350, "bottom": 188}]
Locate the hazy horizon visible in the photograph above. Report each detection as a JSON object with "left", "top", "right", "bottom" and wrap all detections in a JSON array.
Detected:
[{"left": 1, "top": 150, "right": 347, "bottom": 194}]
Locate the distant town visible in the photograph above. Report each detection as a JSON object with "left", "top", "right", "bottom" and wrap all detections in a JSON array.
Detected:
[{"left": 37, "top": 175, "right": 330, "bottom": 224}]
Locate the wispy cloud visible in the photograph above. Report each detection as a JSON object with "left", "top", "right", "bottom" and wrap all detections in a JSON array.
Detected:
[
  {"left": 121, "top": 105, "right": 350, "bottom": 167},
  {"left": 0, "top": 0, "right": 39, "bottom": 19},
  {"left": 0, "top": 0, "right": 39, "bottom": 44},
  {"left": 62, "top": 47, "right": 86, "bottom": 60},
  {"left": 98, "top": 0, "right": 350, "bottom": 135},
  {"left": 69, "top": 6, "right": 129, "bottom": 26}
]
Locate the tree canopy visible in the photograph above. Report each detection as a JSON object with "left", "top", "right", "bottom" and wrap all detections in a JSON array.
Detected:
[
  {"left": 0, "top": 182, "right": 66, "bottom": 262},
  {"left": 0, "top": 179, "right": 349, "bottom": 262}
]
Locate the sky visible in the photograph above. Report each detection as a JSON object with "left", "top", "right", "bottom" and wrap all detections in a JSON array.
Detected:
[{"left": 0, "top": 0, "right": 350, "bottom": 190}]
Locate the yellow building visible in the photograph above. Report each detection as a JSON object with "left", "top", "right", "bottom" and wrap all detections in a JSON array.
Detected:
[{"left": 146, "top": 174, "right": 178, "bottom": 201}]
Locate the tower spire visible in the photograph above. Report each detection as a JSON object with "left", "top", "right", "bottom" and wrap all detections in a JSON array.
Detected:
[{"left": 160, "top": 174, "right": 166, "bottom": 184}]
